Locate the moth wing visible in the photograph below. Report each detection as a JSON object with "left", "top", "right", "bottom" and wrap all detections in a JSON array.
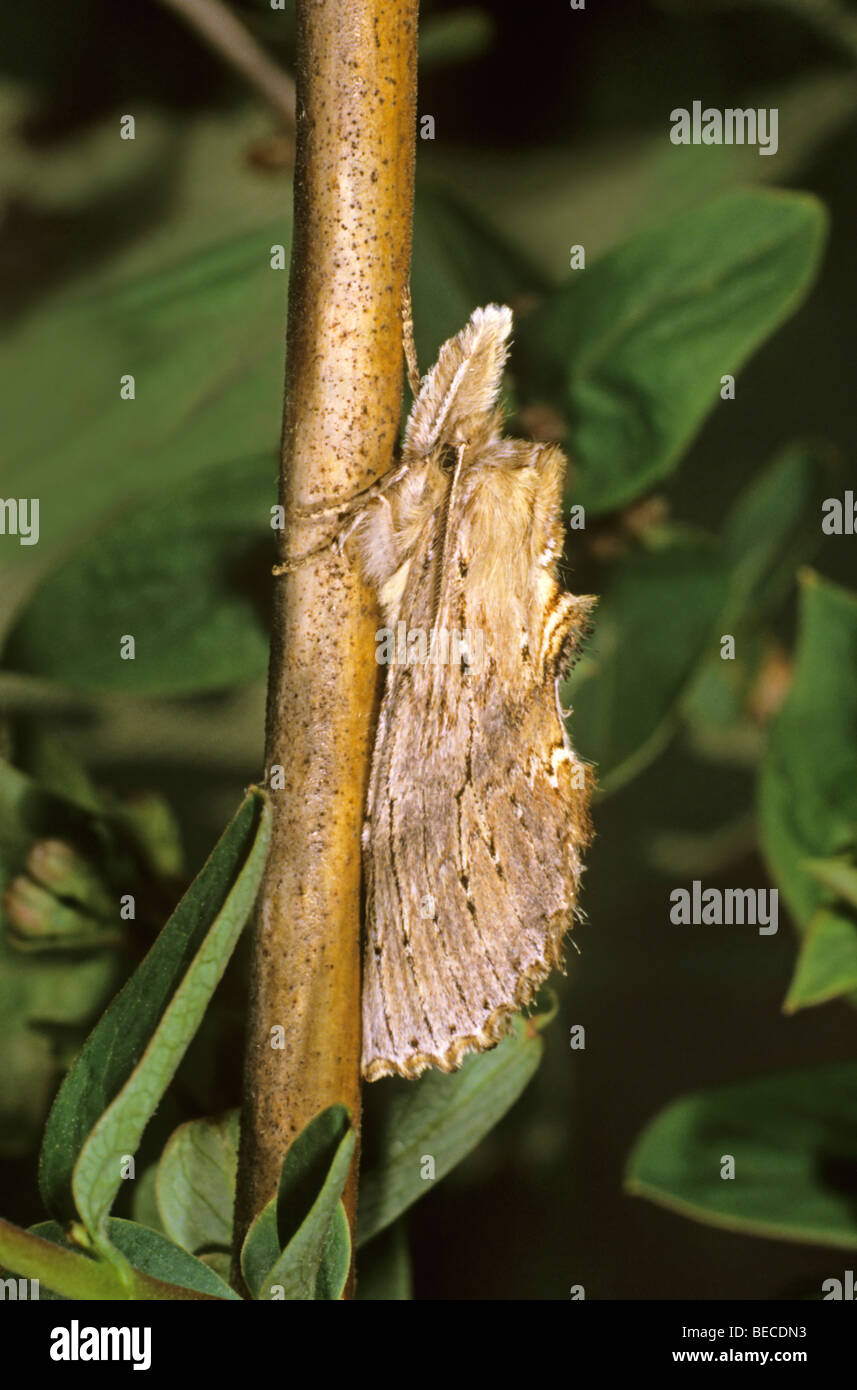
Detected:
[{"left": 361, "top": 646, "right": 592, "bottom": 1081}]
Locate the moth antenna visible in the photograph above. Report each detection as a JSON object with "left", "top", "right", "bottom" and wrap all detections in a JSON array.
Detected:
[
  {"left": 405, "top": 303, "right": 513, "bottom": 458},
  {"left": 402, "top": 284, "right": 421, "bottom": 400}
]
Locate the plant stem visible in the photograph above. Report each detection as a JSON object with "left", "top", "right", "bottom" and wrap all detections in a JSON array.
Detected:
[
  {"left": 231, "top": 0, "right": 418, "bottom": 1296},
  {"left": 156, "top": 0, "right": 297, "bottom": 127}
]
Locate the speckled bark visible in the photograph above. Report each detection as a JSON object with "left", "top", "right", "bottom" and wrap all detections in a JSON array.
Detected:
[{"left": 232, "top": 0, "right": 417, "bottom": 1294}]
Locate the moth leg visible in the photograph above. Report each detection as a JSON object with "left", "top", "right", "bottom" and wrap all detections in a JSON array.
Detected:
[
  {"left": 272, "top": 461, "right": 413, "bottom": 575},
  {"left": 402, "top": 284, "right": 421, "bottom": 399},
  {"left": 272, "top": 537, "right": 341, "bottom": 575},
  {"left": 286, "top": 459, "right": 411, "bottom": 523}
]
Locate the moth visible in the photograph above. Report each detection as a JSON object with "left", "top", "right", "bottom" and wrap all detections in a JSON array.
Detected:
[{"left": 345, "top": 304, "right": 596, "bottom": 1081}]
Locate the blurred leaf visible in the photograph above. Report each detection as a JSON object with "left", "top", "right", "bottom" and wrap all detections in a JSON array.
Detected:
[
  {"left": 0, "top": 756, "right": 102, "bottom": 886},
  {"left": 1, "top": 225, "right": 289, "bottom": 587},
  {"left": 30, "top": 1219, "right": 239, "bottom": 1300},
  {"left": 518, "top": 190, "right": 826, "bottom": 513},
  {"left": 7, "top": 725, "right": 102, "bottom": 814},
  {"left": 785, "top": 905, "right": 857, "bottom": 1011},
  {"left": 418, "top": 7, "right": 494, "bottom": 67},
  {"left": 626, "top": 1063, "right": 857, "bottom": 1248},
  {"left": 803, "top": 855, "right": 857, "bottom": 911},
  {"left": 785, "top": 854, "right": 857, "bottom": 1012},
  {"left": 3, "top": 453, "right": 274, "bottom": 695},
  {"left": 156, "top": 1110, "right": 239, "bottom": 1255},
  {"left": 759, "top": 572, "right": 857, "bottom": 1006},
  {"left": 428, "top": 70, "right": 857, "bottom": 283},
  {"left": 357, "top": 1221, "right": 412, "bottom": 1300},
  {"left": 682, "top": 442, "right": 832, "bottom": 740},
  {"left": 259, "top": 1104, "right": 355, "bottom": 1301},
  {"left": 38, "top": 788, "right": 270, "bottom": 1241},
  {"left": 2, "top": 185, "right": 540, "bottom": 609},
  {"left": 111, "top": 792, "right": 185, "bottom": 880},
  {"left": 566, "top": 538, "right": 729, "bottom": 790},
  {"left": 357, "top": 1015, "right": 542, "bottom": 1247},
  {"left": 412, "top": 185, "right": 549, "bottom": 372},
  {"left": 0, "top": 756, "right": 121, "bottom": 1154},
  {"left": 721, "top": 442, "right": 833, "bottom": 623},
  {"left": 314, "top": 1202, "right": 351, "bottom": 1301}
]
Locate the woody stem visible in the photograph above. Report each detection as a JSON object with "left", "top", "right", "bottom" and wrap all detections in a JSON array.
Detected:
[{"left": 231, "top": 0, "right": 418, "bottom": 1295}]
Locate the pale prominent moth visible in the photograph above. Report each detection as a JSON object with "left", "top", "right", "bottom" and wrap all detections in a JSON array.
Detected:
[{"left": 345, "top": 305, "right": 596, "bottom": 1081}]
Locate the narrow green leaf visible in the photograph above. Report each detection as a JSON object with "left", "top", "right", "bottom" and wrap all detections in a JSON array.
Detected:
[
  {"left": 156, "top": 1110, "right": 239, "bottom": 1255},
  {"left": 259, "top": 1105, "right": 355, "bottom": 1301},
  {"left": 357, "top": 1014, "right": 542, "bottom": 1247},
  {"left": 626, "top": 1063, "right": 857, "bottom": 1249},
  {"left": 314, "top": 1203, "right": 351, "bottom": 1301},
  {"left": 39, "top": 789, "right": 270, "bottom": 1239},
  {"left": 240, "top": 1197, "right": 278, "bottom": 1299},
  {"left": 518, "top": 190, "right": 827, "bottom": 513},
  {"left": 565, "top": 538, "right": 728, "bottom": 790}
]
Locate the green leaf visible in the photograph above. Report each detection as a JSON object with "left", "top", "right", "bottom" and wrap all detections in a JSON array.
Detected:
[
  {"left": 682, "top": 443, "right": 833, "bottom": 742},
  {"left": 155, "top": 1110, "right": 240, "bottom": 1255},
  {"left": 3, "top": 454, "right": 274, "bottom": 695},
  {"left": 242, "top": 1196, "right": 351, "bottom": 1301},
  {"left": 357, "top": 1221, "right": 412, "bottom": 1300},
  {"left": 759, "top": 572, "right": 857, "bottom": 1007},
  {"left": 720, "top": 442, "right": 833, "bottom": 625},
  {"left": 314, "top": 1202, "right": 351, "bottom": 1301},
  {"left": 258, "top": 1104, "right": 356, "bottom": 1301},
  {"left": 784, "top": 906, "right": 857, "bottom": 1012},
  {"left": 626, "top": 1063, "right": 857, "bottom": 1249},
  {"left": 30, "top": 1220, "right": 239, "bottom": 1300},
  {"left": 786, "top": 860, "right": 857, "bottom": 1011},
  {"left": 412, "top": 185, "right": 548, "bottom": 374},
  {"left": 565, "top": 537, "right": 729, "bottom": 791},
  {"left": 803, "top": 856, "right": 857, "bottom": 912},
  {"left": 418, "top": 7, "right": 494, "bottom": 67},
  {"left": 518, "top": 189, "right": 827, "bottom": 513},
  {"left": 38, "top": 788, "right": 270, "bottom": 1241},
  {"left": 1, "top": 223, "right": 290, "bottom": 586},
  {"left": 357, "top": 1014, "right": 542, "bottom": 1247},
  {"left": 240, "top": 1197, "right": 279, "bottom": 1299}
]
